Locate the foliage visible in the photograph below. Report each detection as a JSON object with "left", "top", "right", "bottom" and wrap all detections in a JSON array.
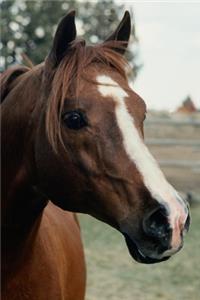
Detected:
[{"left": 0, "top": 0, "right": 140, "bottom": 79}]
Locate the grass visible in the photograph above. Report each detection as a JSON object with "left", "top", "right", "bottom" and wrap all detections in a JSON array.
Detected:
[{"left": 79, "top": 205, "right": 200, "bottom": 300}]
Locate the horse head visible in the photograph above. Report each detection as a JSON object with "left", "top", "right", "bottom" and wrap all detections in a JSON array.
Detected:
[{"left": 34, "top": 11, "right": 190, "bottom": 264}]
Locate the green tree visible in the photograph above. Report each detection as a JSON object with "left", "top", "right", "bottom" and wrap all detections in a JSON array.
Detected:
[{"left": 0, "top": 0, "right": 140, "bottom": 79}]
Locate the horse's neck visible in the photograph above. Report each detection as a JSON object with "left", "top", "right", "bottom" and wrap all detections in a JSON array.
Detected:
[{"left": 1, "top": 65, "right": 48, "bottom": 249}]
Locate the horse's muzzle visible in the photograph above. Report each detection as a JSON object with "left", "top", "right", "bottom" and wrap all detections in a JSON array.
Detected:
[
  {"left": 119, "top": 197, "right": 190, "bottom": 264},
  {"left": 122, "top": 233, "right": 170, "bottom": 264}
]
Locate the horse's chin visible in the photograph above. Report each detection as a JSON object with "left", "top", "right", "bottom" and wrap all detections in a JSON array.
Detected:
[{"left": 123, "top": 234, "right": 170, "bottom": 264}]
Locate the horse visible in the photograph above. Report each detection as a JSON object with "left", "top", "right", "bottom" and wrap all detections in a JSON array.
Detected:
[{"left": 1, "top": 10, "right": 190, "bottom": 300}]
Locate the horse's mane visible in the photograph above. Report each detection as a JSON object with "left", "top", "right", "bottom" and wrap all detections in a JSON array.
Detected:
[
  {"left": 46, "top": 39, "right": 130, "bottom": 152},
  {"left": 0, "top": 65, "right": 30, "bottom": 103}
]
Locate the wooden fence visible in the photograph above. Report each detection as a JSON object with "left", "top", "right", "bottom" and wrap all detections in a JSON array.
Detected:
[{"left": 144, "top": 117, "right": 200, "bottom": 195}]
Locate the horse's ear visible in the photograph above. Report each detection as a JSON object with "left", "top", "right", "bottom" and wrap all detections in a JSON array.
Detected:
[
  {"left": 46, "top": 10, "right": 76, "bottom": 68},
  {"left": 105, "top": 11, "right": 131, "bottom": 55},
  {"left": 0, "top": 66, "right": 29, "bottom": 103}
]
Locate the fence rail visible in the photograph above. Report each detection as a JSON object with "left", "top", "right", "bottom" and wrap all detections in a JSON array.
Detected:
[
  {"left": 158, "top": 159, "right": 200, "bottom": 169},
  {"left": 146, "top": 138, "right": 200, "bottom": 147},
  {"left": 145, "top": 119, "right": 200, "bottom": 126},
  {"left": 145, "top": 118, "right": 200, "bottom": 172}
]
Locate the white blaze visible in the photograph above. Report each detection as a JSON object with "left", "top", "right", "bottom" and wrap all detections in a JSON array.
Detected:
[{"left": 97, "top": 75, "right": 188, "bottom": 252}]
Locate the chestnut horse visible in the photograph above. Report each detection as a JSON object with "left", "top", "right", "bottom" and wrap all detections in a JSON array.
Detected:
[{"left": 1, "top": 11, "right": 190, "bottom": 300}]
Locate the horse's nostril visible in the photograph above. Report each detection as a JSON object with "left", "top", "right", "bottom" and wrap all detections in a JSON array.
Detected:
[
  {"left": 143, "top": 206, "right": 170, "bottom": 239},
  {"left": 184, "top": 213, "right": 190, "bottom": 233}
]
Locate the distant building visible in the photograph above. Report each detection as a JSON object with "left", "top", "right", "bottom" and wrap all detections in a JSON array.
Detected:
[{"left": 176, "top": 96, "right": 197, "bottom": 114}]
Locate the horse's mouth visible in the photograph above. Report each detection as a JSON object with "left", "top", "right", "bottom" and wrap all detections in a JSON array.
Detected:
[{"left": 123, "top": 233, "right": 170, "bottom": 264}]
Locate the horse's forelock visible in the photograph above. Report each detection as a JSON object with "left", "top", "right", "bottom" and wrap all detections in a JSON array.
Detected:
[{"left": 45, "top": 40, "right": 130, "bottom": 153}]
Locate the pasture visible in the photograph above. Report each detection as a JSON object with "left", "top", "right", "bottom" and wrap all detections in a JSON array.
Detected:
[
  {"left": 80, "top": 113, "right": 200, "bottom": 300},
  {"left": 80, "top": 204, "right": 199, "bottom": 300}
]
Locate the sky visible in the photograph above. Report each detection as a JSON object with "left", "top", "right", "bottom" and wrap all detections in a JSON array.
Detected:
[{"left": 119, "top": 1, "right": 200, "bottom": 111}]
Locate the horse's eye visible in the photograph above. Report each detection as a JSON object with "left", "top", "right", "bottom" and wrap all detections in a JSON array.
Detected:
[{"left": 62, "top": 110, "right": 88, "bottom": 130}]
